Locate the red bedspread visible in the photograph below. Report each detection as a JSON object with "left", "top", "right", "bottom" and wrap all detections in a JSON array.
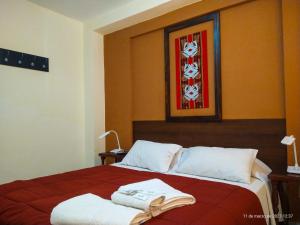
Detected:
[{"left": 0, "top": 165, "right": 266, "bottom": 225}]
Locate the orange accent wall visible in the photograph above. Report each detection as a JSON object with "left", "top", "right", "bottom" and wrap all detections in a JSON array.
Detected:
[
  {"left": 104, "top": 0, "right": 288, "bottom": 151},
  {"left": 282, "top": 0, "right": 300, "bottom": 165},
  {"left": 221, "top": 0, "right": 285, "bottom": 119},
  {"left": 131, "top": 30, "right": 165, "bottom": 121}
]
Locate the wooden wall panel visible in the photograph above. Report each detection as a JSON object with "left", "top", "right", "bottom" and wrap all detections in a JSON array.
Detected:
[
  {"left": 131, "top": 30, "right": 165, "bottom": 120},
  {"left": 129, "top": 0, "right": 285, "bottom": 121},
  {"left": 104, "top": 0, "right": 286, "bottom": 151},
  {"left": 105, "top": 0, "right": 254, "bottom": 151},
  {"left": 282, "top": 0, "right": 300, "bottom": 165},
  {"left": 104, "top": 34, "right": 133, "bottom": 149},
  {"left": 220, "top": 0, "right": 285, "bottom": 119}
]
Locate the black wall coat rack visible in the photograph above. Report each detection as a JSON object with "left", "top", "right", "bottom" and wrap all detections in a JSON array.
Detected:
[{"left": 0, "top": 48, "right": 49, "bottom": 72}]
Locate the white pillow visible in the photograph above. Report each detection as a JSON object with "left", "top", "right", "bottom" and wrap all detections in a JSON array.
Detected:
[
  {"left": 121, "top": 140, "right": 182, "bottom": 173},
  {"left": 175, "top": 146, "right": 258, "bottom": 184},
  {"left": 251, "top": 158, "right": 272, "bottom": 181}
]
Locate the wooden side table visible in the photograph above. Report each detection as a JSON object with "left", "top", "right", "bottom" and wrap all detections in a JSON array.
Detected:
[
  {"left": 269, "top": 172, "right": 300, "bottom": 224},
  {"left": 98, "top": 152, "right": 127, "bottom": 165}
]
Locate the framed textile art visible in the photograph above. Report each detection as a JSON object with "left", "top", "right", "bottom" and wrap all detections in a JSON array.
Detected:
[{"left": 164, "top": 12, "right": 221, "bottom": 122}]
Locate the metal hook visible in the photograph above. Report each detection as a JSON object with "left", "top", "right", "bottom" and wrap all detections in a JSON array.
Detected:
[
  {"left": 18, "top": 53, "right": 24, "bottom": 64},
  {"left": 4, "top": 50, "right": 9, "bottom": 62}
]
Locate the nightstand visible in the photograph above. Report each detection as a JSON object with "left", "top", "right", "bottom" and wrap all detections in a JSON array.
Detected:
[
  {"left": 269, "top": 172, "right": 300, "bottom": 225},
  {"left": 98, "top": 152, "right": 127, "bottom": 165}
]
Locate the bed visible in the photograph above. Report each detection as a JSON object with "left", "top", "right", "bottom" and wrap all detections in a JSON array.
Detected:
[
  {"left": 0, "top": 119, "right": 286, "bottom": 225},
  {"left": 0, "top": 165, "right": 267, "bottom": 225}
]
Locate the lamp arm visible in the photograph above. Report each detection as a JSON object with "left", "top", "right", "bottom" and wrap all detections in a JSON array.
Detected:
[
  {"left": 293, "top": 141, "right": 299, "bottom": 167},
  {"left": 110, "top": 130, "right": 121, "bottom": 150}
]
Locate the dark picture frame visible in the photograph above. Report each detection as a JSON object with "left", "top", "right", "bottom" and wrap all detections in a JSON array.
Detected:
[{"left": 164, "top": 11, "right": 221, "bottom": 122}]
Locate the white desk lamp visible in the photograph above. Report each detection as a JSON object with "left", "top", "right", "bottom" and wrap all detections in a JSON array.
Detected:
[
  {"left": 281, "top": 135, "right": 300, "bottom": 174},
  {"left": 98, "top": 130, "right": 124, "bottom": 153}
]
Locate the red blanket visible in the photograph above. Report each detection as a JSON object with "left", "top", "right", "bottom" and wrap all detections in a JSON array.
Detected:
[{"left": 0, "top": 165, "right": 266, "bottom": 225}]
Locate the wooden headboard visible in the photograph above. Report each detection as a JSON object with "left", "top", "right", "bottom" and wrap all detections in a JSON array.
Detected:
[{"left": 133, "top": 119, "right": 287, "bottom": 173}]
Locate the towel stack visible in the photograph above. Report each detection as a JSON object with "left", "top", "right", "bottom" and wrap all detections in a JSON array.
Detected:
[
  {"left": 111, "top": 179, "right": 196, "bottom": 217},
  {"left": 51, "top": 179, "right": 196, "bottom": 225}
]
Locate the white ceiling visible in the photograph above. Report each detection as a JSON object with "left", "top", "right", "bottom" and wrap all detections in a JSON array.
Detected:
[
  {"left": 28, "top": 0, "right": 136, "bottom": 22},
  {"left": 28, "top": 0, "right": 202, "bottom": 34}
]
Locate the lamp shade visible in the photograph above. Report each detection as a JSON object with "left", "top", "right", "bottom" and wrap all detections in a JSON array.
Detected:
[
  {"left": 98, "top": 131, "right": 111, "bottom": 139},
  {"left": 281, "top": 135, "right": 295, "bottom": 145},
  {"left": 98, "top": 130, "right": 122, "bottom": 150}
]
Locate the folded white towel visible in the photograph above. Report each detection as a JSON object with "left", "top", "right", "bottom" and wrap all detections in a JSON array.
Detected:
[
  {"left": 111, "top": 189, "right": 165, "bottom": 211},
  {"left": 112, "top": 179, "right": 196, "bottom": 216},
  {"left": 50, "top": 193, "right": 151, "bottom": 225}
]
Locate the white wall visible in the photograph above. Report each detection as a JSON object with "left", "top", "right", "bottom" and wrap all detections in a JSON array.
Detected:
[
  {"left": 83, "top": 28, "right": 106, "bottom": 166},
  {"left": 0, "top": 0, "right": 85, "bottom": 184}
]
